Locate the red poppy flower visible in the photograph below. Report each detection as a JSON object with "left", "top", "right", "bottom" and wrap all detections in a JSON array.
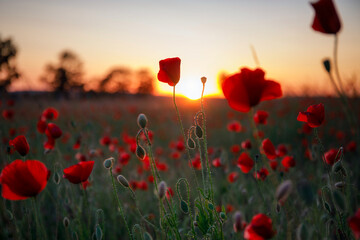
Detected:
[
  {"left": 227, "top": 121, "right": 242, "bottom": 132},
  {"left": 212, "top": 158, "right": 222, "bottom": 167},
  {"left": 241, "top": 140, "right": 252, "bottom": 150},
  {"left": 37, "top": 119, "right": 47, "bottom": 133},
  {"left": 254, "top": 110, "right": 269, "bottom": 125},
  {"left": 156, "top": 162, "right": 168, "bottom": 171},
  {"left": 157, "top": 57, "right": 181, "bottom": 86},
  {"left": 348, "top": 208, "right": 360, "bottom": 239},
  {"left": 73, "top": 138, "right": 81, "bottom": 150},
  {"left": 255, "top": 168, "right": 269, "bottom": 181},
  {"left": 222, "top": 68, "right": 282, "bottom": 112},
  {"left": 276, "top": 144, "right": 287, "bottom": 157},
  {"left": 270, "top": 161, "right": 278, "bottom": 171},
  {"left": 244, "top": 213, "right": 276, "bottom": 240},
  {"left": 281, "top": 156, "right": 296, "bottom": 169},
  {"left": 346, "top": 141, "right": 356, "bottom": 152},
  {"left": 9, "top": 135, "right": 30, "bottom": 156},
  {"left": 324, "top": 148, "right": 341, "bottom": 165},
  {"left": 262, "top": 139, "right": 277, "bottom": 160},
  {"left": 137, "top": 181, "right": 148, "bottom": 191},
  {"left": 42, "top": 107, "right": 59, "bottom": 120},
  {"left": 228, "top": 172, "right": 238, "bottom": 183},
  {"left": 297, "top": 103, "right": 325, "bottom": 128},
  {"left": 237, "top": 152, "right": 254, "bottom": 174},
  {"left": 166, "top": 187, "right": 174, "bottom": 199},
  {"left": 44, "top": 136, "right": 55, "bottom": 150},
  {"left": 100, "top": 136, "right": 111, "bottom": 146},
  {"left": 302, "top": 123, "right": 313, "bottom": 135},
  {"left": 119, "top": 152, "right": 131, "bottom": 165},
  {"left": 2, "top": 109, "right": 14, "bottom": 120},
  {"left": 176, "top": 140, "right": 185, "bottom": 152},
  {"left": 191, "top": 156, "right": 202, "bottom": 170},
  {"left": 63, "top": 161, "right": 95, "bottom": 184},
  {"left": 231, "top": 144, "right": 241, "bottom": 154},
  {"left": 45, "top": 123, "right": 62, "bottom": 139},
  {"left": 0, "top": 160, "right": 50, "bottom": 200},
  {"left": 75, "top": 153, "right": 87, "bottom": 162},
  {"left": 310, "top": 0, "right": 341, "bottom": 34}
]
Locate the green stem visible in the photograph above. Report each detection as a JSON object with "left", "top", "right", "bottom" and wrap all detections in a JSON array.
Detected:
[
  {"left": 32, "top": 198, "right": 47, "bottom": 240},
  {"left": 333, "top": 34, "right": 345, "bottom": 95},
  {"left": 109, "top": 168, "right": 133, "bottom": 240}
]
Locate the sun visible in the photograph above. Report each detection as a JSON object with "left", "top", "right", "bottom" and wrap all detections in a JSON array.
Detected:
[{"left": 176, "top": 78, "right": 203, "bottom": 100}]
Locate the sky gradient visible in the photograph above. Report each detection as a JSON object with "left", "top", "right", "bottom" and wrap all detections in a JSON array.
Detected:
[{"left": 1, "top": 0, "right": 359, "bottom": 98}]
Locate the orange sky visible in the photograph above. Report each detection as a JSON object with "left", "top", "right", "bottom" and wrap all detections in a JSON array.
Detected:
[{"left": 1, "top": 0, "right": 359, "bottom": 99}]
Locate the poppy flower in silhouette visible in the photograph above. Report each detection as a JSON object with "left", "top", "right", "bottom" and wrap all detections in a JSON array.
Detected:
[
  {"left": 63, "top": 161, "right": 95, "bottom": 184},
  {"left": 227, "top": 121, "right": 242, "bottom": 132},
  {"left": 45, "top": 123, "right": 62, "bottom": 139},
  {"left": 237, "top": 152, "right": 254, "bottom": 174},
  {"left": 281, "top": 156, "right": 296, "bottom": 169},
  {"left": 9, "top": 135, "right": 30, "bottom": 156},
  {"left": 42, "top": 107, "right": 59, "bottom": 120},
  {"left": 348, "top": 208, "right": 360, "bottom": 239},
  {"left": 254, "top": 110, "right": 269, "bottom": 125},
  {"left": 262, "top": 139, "right": 277, "bottom": 160},
  {"left": 310, "top": 0, "right": 341, "bottom": 34},
  {"left": 297, "top": 103, "right": 325, "bottom": 128},
  {"left": 324, "top": 148, "right": 341, "bottom": 165},
  {"left": 222, "top": 68, "right": 282, "bottom": 112},
  {"left": 157, "top": 57, "right": 181, "bottom": 86},
  {"left": 244, "top": 213, "right": 276, "bottom": 240},
  {"left": 0, "top": 160, "right": 50, "bottom": 200}
]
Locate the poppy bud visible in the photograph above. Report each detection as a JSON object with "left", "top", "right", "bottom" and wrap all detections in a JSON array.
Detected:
[
  {"left": 275, "top": 180, "right": 293, "bottom": 203},
  {"left": 180, "top": 200, "right": 189, "bottom": 214},
  {"left": 63, "top": 217, "right": 70, "bottom": 228},
  {"left": 233, "top": 211, "right": 243, "bottom": 232},
  {"left": 158, "top": 181, "right": 167, "bottom": 199},
  {"left": 187, "top": 137, "right": 196, "bottom": 149},
  {"left": 324, "top": 201, "right": 332, "bottom": 214},
  {"left": 117, "top": 175, "right": 130, "bottom": 188},
  {"left": 323, "top": 59, "right": 331, "bottom": 73},
  {"left": 332, "top": 160, "right": 342, "bottom": 173},
  {"left": 136, "top": 145, "right": 146, "bottom": 160},
  {"left": 103, "top": 157, "right": 114, "bottom": 169},
  {"left": 220, "top": 212, "right": 226, "bottom": 220},
  {"left": 195, "top": 125, "right": 203, "bottom": 139},
  {"left": 207, "top": 202, "right": 214, "bottom": 210},
  {"left": 137, "top": 113, "right": 148, "bottom": 129},
  {"left": 143, "top": 232, "right": 153, "bottom": 240},
  {"left": 201, "top": 76, "right": 207, "bottom": 84},
  {"left": 334, "top": 181, "right": 345, "bottom": 189},
  {"left": 53, "top": 172, "right": 61, "bottom": 185},
  {"left": 95, "top": 224, "right": 102, "bottom": 240}
]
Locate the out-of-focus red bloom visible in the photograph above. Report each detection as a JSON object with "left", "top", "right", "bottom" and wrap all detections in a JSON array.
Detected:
[
  {"left": 75, "top": 153, "right": 87, "bottom": 162},
  {"left": 157, "top": 57, "right": 181, "bottom": 86},
  {"left": 129, "top": 143, "right": 136, "bottom": 153},
  {"left": 226, "top": 204, "right": 234, "bottom": 213},
  {"left": 281, "top": 156, "right": 296, "bottom": 169},
  {"left": 7, "top": 99, "right": 15, "bottom": 106},
  {"left": 63, "top": 161, "right": 94, "bottom": 184},
  {"left": 228, "top": 172, "right": 238, "bottom": 183},
  {"left": 137, "top": 181, "right": 148, "bottom": 191},
  {"left": 302, "top": 123, "right": 313, "bottom": 135},
  {"left": 73, "top": 138, "right": 81, "bottom": 150},
  {"left": 227, "top": 121, "right": 242, "bottom": 132},
  {"left": 156, "top": 162, "right": 168, "bottom": 171},
  {"left": 244, "top": 213, "right": 276, "bottom": 240},
  {"left": 44, "top": 136, "right": 55, "bottom": 150},
  {"left": 100, "top": 136, "right": 111, "bottom": 146},
  {"left": 148, "top": 175, "right": 154, "bottom": 183},
  {"left": 222, "top": 68, "right": 282, "bottom": 113},
  {"left": 9, "top": 128, "right": 16, "bottom": 137},
  {"left": 346, "top": 141, "right": 356, "bottom": 152},
  {"left": 335, "top": 131, "right": 345, "bottom": 141},
  {"left": 241, "top": 140, "right": 252, "bottom": 150},
  {"left": 348, "top": 208, "right": 360, "bottom": 239},
  {"left": 310, "top": 0, "right": 341, "bottom": 34},
  {"left": 191, "top": 156, "right": 202, "bottom": 170},
  {"left": 255, "top": 168, "right": 269, "bottom": 181},
  {"left": 270, "top": 161, "right": 278, "bottom": 171},
  {"left": 2, "top": 109, "right": 14, "bottom": 120},
  {"left": 324, "top": 148, "right": 341, "bottom": 165},
  {"left": 176, "top": 140, "right": 185, "bottom": 152},
  {"left": 212, "top": 158, "right": 222, "bottom": 168},
  {"left": 42, "top": 107, "right": 59, "bottom": 120},
  {"left": 254, "top": 130, "right": 264, "bottom": 139},
  {"left": 231, "top": 144, "right": 241, "bottom": 154},
  {"left": 166, "top": 187, "right": 174, "bottom": 199},
  {"left": 0, "top": 160, "right": 50, "bottom": 200},
  {"left": 9, "top": 135, "right": 30, "bottom": 156},
  {"left": 254, "top": 110, "right": 269, "bottom": 125},
  {"left": 171, "top": 151, "right": 181, "bottom": 160},
  {"left": 262, "top": 139, "right": 277, "bottom": 160},
  {"left": 237, "top": 152, "right": 254, "bottom": 174},
  {"left": 297, "top": 103, "right": 325, "bottom": 128},
  {"left": 276, "top": 144, "right": 287, "bottom": 157},
  {"left": 208, "top": 147, "right": 215, "bottom": 155},
  {"left": 82, "top": 180, "right": 91, "bottom": 190},
  {"left": 119, "top": 152, "right": 131, "bottom": 165},
  {"left": 37, "top": 119, "right": 47, "bottom": 133},
  {"left": 45, "top": 123, "right": 62, "bottom": 139}
]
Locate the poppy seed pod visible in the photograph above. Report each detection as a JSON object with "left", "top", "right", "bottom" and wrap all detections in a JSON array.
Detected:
[
  {"left": 158, "top": 181, "right": 167, "bottom": 199},
  {"left": 275, "top": 180, "right": 293, "bottom": 203},
  {"left": 137, "top": 113, "right": 148, "bottom": 129},
  {"left": 201, "top": 76, "right": 207, "bottom": 84},
  {"left": 136, "top": 145, "right": 146, "bottom": 160},
  {"left": 117, "top": 175, "right": 130, "bottom": 188},
  {"left": 103, "top": 157, "right": 114, "bottom": 169}
]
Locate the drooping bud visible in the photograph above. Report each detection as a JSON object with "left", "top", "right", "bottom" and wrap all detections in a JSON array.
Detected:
[
  {"left": 63, "top": 217, "right": 70, "bottom": 228},
  {"left": 158, "top": 181, "right": 167, "bottom": 199},
  {"left": 201, "top": 76, "right": 207, "bottom": 84},
  {"left": 233, "top": 211, "right": 243, "bottom": 232},
  {"left": 195, "top": 125, "right": 203, "bottom": 139},
  {"left": 117, "top": 175, "right": 130, "bottom": 188},
  {"left": 103, "top": 157, "right": 114, "bottom": 169},
  {"left": 334, "top": 181, "right": 345, "bottom": 189},
  {"left": 180, "top": 200, "right": 189, "bottom": 214},
  {"left": 187, "top": 137, "right": 196, "bottom": 149},
  {"left": 136, "top": 145, "right": 146, "bottom": 160},
  {"left": 323, "top": 59, "right": 331, "bottom": 73},
  {"left": 332, "top": 160, "right": 342, "bottom": 173},
  {"left": 137, "top": 113, "right": 148, "bottom": 129},
  {"left": 275, "top": 180, "right": 293, "bottom": 203}
]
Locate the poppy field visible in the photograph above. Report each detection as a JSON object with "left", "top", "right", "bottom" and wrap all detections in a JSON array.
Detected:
[{"left": 1, "top": 0, "right": 360, "bottom": 239}]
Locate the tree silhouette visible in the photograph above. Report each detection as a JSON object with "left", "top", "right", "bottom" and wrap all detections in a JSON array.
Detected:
[
  {"left": 99, "top": 67, "right": 132, "bottom": 94},
  {"left": 41, "top": 50, "right": 84, "bottom": 94},
  {"left": 0, "top": 36, "right": 20, "bottom": 93},
  {"left": 136, "top": 69, "right": 154, "bottom": 95}
]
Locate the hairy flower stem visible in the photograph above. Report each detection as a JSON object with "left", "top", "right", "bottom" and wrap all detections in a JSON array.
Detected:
[
  {"left": 109, "top": 168, "right": 133, "bottom": 240},
  {"left": 32, "top": 198, "right": 47, "bottom": 240},
  {"left": 173, "top": 86, "right": 200, "bottom": 190},
  {"left": 200, "top": 82, "right": 214, "bottom": 201}
]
